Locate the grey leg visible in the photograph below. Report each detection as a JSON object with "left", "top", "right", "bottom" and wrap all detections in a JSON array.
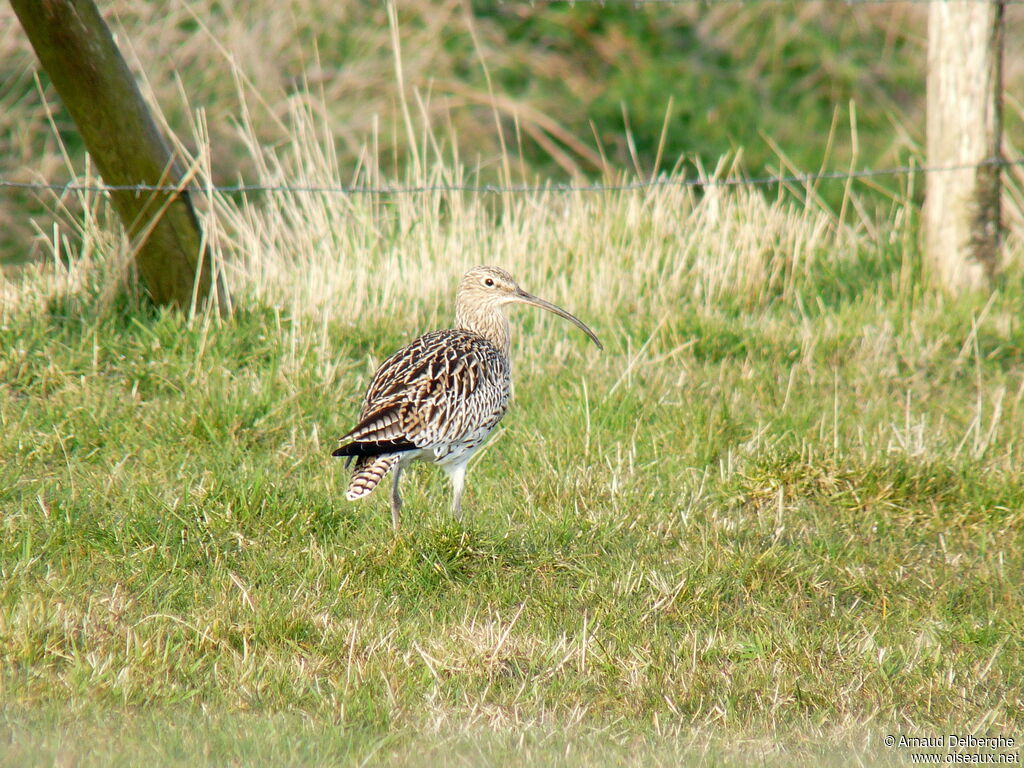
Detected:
[
  {"left": 390, "top": 465, "right": 403, "bottom": 532},
  {"left": 449, "top": 463, "right": 467, "bottom": 520}
]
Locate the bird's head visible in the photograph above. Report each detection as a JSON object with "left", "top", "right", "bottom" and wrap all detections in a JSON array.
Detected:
[{"left": 455, "top": 265, "right": 602, "bottom": 350}]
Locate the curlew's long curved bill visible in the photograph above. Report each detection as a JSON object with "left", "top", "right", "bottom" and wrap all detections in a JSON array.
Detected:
[{"left": 514, "top": 289, "right": 603, "bottom": 350}]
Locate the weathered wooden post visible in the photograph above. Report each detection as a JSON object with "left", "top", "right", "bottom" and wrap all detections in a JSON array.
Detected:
[
  {"left": 924, "top": 0, "right": 1004, "bottom": 294},
  {"left": 9, "top": 0, "right": 226, "bottom": 310}
]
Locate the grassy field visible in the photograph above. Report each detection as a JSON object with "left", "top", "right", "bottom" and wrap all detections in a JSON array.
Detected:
[
  {"left": 2, "top": 117, "right": 1024, "bottom": 764},
  {"left": 2, "top": 3, "right": 1024, "bottom": 765}
]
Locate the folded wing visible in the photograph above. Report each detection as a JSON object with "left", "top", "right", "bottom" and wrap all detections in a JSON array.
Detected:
[{"left": 333, "top": 330, "right": 510, "bottom": 459}]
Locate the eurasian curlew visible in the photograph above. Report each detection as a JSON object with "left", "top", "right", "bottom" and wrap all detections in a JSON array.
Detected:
[{"left": 333, "top": 265, "right": 602, "bottom": 530}]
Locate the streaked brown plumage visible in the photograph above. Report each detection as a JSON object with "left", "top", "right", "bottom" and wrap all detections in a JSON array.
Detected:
[{"left": 333, "top": 266, "right": 602, "bottom": 530}]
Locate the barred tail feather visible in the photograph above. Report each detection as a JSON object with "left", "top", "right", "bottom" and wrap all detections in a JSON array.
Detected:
[{"left": 346, "top": 454, "right": 400, "bottom": 501}]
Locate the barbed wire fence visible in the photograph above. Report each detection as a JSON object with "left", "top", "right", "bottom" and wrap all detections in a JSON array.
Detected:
[
  {"left": 0, "top": 158, "right": 1022, "bottom": 197},
  {"left": 2, "top": 0, "right": 1019, "bottom": 299},
  {"left": 1, "top": 0, "right": 1020, "bottom": 200},
  {"left": 1, "top": 0, "right": 1020, "bottom": 199}
]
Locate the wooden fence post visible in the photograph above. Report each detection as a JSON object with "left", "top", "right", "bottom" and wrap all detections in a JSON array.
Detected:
[
  {"left": 9, "top": 0, "right": 227, "bottom": 311},
  {"left": 924, "top": 0, "right": 1004, "bottom": 294}
]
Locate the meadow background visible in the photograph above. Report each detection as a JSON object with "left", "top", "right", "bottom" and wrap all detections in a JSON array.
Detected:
[{"left": 1, "top": 0, "right": 1023, "bottom": 765}]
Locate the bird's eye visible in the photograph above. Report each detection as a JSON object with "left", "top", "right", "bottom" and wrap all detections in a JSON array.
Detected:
[{"left": 484, "top": 278, "right": 495, "bottom": 287}]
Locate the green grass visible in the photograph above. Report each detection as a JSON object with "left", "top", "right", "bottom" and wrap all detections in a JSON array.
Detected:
[{"left": 2, "top": 236, "right": 1023, "bottom": 764}]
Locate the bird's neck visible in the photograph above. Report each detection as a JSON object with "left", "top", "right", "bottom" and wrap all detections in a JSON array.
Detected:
[{"left": 454, "top": 302, "right": 511, "bottom": 358}]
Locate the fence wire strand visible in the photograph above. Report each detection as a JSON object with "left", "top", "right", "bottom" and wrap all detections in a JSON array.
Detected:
[{"left": 0, "top": 158, "right": 1021, "bottom": 198}]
